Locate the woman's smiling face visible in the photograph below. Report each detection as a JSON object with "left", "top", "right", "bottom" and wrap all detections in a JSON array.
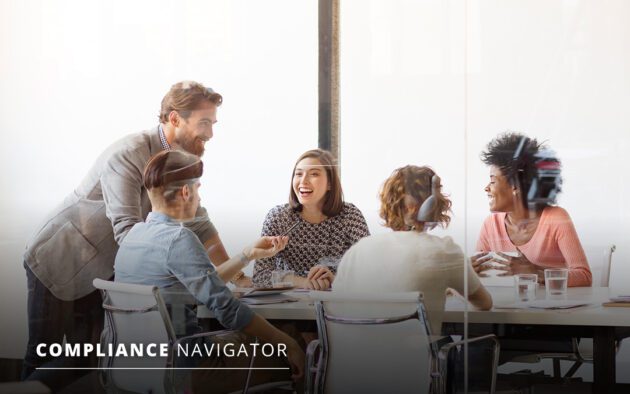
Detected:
[
  {"left": 292, "top": 157, "right": 329, "bottom": 210},
  {"left": 485, "top": 165, "right": 516, "bottom": 212}
]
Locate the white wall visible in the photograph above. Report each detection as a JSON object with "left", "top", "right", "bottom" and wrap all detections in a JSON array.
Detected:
[{"left": 0, "top": 0, "right": 316, "bottom": 358}]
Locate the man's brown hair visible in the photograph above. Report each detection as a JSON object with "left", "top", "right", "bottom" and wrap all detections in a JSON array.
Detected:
[
  {"left": 143, "top": 150, "right": 203, "bottom": 203},
  {"left": 159, "top": 81, "right": 222, "bottom": 123}
]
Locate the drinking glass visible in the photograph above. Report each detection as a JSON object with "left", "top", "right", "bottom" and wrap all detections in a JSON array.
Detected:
[
  {"left": 515, "top": 274, "right": 538, "bottom": 303},
  {"left": 271, "top": 270, "right": 294, "bottom": 288},
  {"left": 544, "top": 268, "right": 569, "bottom": 299}
]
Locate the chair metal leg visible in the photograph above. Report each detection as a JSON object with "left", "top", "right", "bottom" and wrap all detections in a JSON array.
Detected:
[
  {"left": 243, "top": 338, "right": 259, "bottom": 394},
  {"left": 563, "top": 361, "right": 582, "bottom": 378},
  {"left": 552, "top": 359, "right": 561, "bottom": 379}
]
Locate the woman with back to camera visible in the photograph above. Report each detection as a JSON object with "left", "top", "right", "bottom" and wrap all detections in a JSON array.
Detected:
[
  {"left": 471, "top": 132, "right": 592, "bottom": 286},
  {"left": 252, "top": 149, "right": 370, "bottom": 290},
  {"left": 334, "top": 165, "right": 492, "bottom": 334}
]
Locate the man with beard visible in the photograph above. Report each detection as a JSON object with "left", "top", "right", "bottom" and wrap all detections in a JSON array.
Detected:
[{"left": 22, "top": 81, "right": 249, "bottom": 390}]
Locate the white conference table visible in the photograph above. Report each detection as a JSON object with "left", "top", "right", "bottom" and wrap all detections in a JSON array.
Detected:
[{"left": 167, "top": 286, "right": 629, "bottom": 393}]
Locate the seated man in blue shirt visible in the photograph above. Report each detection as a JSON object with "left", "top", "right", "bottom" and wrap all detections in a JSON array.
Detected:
[{"left": 114, "top": 149, "right": 304, "bottom": 391}]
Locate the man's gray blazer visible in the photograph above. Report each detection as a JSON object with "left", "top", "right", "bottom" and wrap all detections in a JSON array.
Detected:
[{"left": 24, "top": 127, "right": 217, "bottom": 301}]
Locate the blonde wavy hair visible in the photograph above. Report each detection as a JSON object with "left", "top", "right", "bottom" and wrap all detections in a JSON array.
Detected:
[{"left": 379, "top": 165, "right": 451, "bottom": 231}]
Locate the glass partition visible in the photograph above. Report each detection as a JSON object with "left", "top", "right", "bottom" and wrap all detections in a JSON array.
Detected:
[
  {"left": 466, "top": 1, "right": 630, "bottom": 390},
  {"left": 341, "top": 0, "right": 630, "bottom": 391}
]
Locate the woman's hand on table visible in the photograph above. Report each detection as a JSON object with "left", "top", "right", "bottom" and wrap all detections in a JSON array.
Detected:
[
  {"left": 293, "top": 275, "right": 332, "bottom": 290},
  {"left": 470, "top": 252, "right": 496, "bottom": 277},
  {"left": 307, "top": 265, "right": 335, "bottom": 282},
  {"left": 493, "top": 251, "right": 540, "bottom": 278}
]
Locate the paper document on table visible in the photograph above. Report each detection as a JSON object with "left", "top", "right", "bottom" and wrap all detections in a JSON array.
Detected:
[
  {"left": 526, "top": 300, "right": 591, "bottom": 309},
  {"left": 239, "top": 294, "right": 298, "bottom": 305},
  {"left": 233, "top": 286, "right": 294, "bottom": 298},
  {"left": 608, "top": 295, "right": 630, "bottom": 303},
  {"left": 604, "top": 294, "right": 630, "bottom": 307},
  {"left": 494, "top": 300, "right": 590, "bottom": 310}
]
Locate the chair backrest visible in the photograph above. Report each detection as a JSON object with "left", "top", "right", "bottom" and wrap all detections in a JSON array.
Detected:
[
  {"left": 600, "top": 244, "right": 616, "bottom": 287},
  {"left": 310, "top": 291, "right": 435, "bottom": 394},
  {"left": 93, "top": 278, "right": 176, "bottom": 394}
]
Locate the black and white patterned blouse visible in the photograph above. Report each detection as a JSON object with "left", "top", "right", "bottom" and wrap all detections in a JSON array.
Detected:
[{"left": 252, "top": 203, "right": 370, "bottom": 287}]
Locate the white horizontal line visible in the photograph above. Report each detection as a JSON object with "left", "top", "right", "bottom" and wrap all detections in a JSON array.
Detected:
[{"left": 36, "top": 367, "right": 290, "bottom": 370}]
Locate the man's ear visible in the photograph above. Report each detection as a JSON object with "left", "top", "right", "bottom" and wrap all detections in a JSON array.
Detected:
[
  {"left": 181, "top": 184, "right": 190, "bottom": 201},
  {"left": 168, "top": 110, "right": 180, "bottom": 127}
]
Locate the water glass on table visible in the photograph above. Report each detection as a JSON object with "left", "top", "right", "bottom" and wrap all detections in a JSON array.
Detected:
[
  {"left": 544, "top": 268, "right": 568, "bottom": 299},
  {"left": 271, "top": 270, "right": 294, "bottom": 288},
  {"left": 515, "top": 274, "right": 538, "bottom": 303}
]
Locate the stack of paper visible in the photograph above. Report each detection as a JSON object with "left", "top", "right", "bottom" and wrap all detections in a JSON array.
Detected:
[
  {"left": 526, "top": 300, "right": 591, "bottom": 309},
  {"left": 608, "top": 295, "right": 630, "bottom": 303},
  {"left": 240, "top": 294, "right": 297, "bottom": 305},
  {"left": 495, "top": 300, "right": 590, "bottom": 310},
  {"left": 603, "top": 294, "right": 630, "bottom": 307}
]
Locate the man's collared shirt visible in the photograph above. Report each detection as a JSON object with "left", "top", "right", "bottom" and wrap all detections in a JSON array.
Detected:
[
  {"left": 158, "top": 124, "right": 171, "bottom": 151},
  {"left": 114, "top": 211, "right": 253, "bottom": 331}
]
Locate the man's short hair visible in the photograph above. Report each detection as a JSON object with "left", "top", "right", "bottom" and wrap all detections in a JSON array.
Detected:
[{"left": 159, "top": 81, "right": 222, "bottom": 123}]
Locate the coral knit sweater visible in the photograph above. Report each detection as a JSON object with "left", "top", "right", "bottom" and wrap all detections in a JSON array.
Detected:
[{"left": 476, "top": 206, "right": 592, "bottom": 287}]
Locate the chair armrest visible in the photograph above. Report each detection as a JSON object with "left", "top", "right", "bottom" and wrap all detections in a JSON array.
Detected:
[
  {"left": 305, "top": 340, "right": 321, "bottom": 394},
  {"left": 436, "top": 334, "right": 500, "bottom": 394},
  {"left": 437, "top": 334, "right": 499, "bottom": 360}
]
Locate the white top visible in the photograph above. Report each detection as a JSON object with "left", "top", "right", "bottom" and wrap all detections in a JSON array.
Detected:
[{"left": 333, "top": 231, "right": 481, "bottom": 333}]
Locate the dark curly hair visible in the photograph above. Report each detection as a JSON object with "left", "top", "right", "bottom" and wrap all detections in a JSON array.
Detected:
[{"left": 481, "top": 132, "right": 562, "bottom": 209}]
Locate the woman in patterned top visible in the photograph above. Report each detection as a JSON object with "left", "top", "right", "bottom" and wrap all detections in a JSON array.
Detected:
[{"left": 253, "top": 149, "right": 370, "bottom": 289}]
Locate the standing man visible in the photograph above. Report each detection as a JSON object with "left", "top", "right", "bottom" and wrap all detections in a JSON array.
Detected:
[{"left": 22, "top": 81, "right": 250, "bottom": 390}]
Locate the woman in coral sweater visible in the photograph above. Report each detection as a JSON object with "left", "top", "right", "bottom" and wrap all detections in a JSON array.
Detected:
[{"left": 471, "top": 132, "right": 592, "bottom": 287}]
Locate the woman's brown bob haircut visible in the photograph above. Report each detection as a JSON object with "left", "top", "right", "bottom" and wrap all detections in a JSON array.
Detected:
[
  {"left": 159, "top": 81, "right": 223, "bottom": 123},
  {"left": 143, "top": 150, "right": 203, "bottom": 203},
  {"left": 288, "top": 149, "right": 344, "bottom": 217},
  {"left": 379, "top": 165, "right": 452, "bottom": 231}
]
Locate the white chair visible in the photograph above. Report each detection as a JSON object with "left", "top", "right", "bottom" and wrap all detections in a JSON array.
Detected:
[
  {"left": 93, "top": 279, "right": 284, "bottom": 394},
  {"left": 305, "top": 291, "right": 499, "bottom": 394},
  {"left": 599, "top": 244, "right": 616, "bottom": 287}
]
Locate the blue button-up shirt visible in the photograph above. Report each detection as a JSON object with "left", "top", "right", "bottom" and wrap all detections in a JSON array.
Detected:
[{"left": 114, "top": 212, "right": 254, "bottom": 331}]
